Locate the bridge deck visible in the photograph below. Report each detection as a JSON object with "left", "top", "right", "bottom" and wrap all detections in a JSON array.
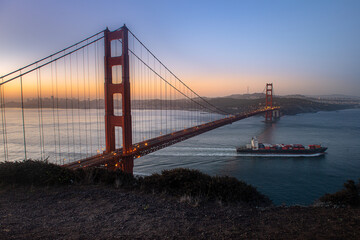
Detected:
[{"left": 63, "top": 108, "right": 279, "bottom": 170}]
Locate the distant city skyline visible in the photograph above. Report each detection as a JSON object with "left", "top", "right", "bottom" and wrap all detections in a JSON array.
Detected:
[{"left": 1, "top": 0, "right": 360, "bottom": 97}]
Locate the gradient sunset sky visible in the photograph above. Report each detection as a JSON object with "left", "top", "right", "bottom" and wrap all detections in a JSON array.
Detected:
[{"left": 1, "top": 0, "right": 360, "bottom": 97}]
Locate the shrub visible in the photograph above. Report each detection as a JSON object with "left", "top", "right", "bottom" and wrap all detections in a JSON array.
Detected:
[
  {"left": 140, "top": 168, "right": 271, "bottom": 205},
  {"left": 208, "top": 175, "right": 270, "bottom": 204},
  {"left": 0, "top": 160, "right": 76, "bottom": 186},
  {"left": 0, "top": 161, "right": 271, "bottom": 206},
  {"left": 0, "top": 160, "right": 136, "bottom": 188},
  {"left": 319, "top": 179, "right": 360, "bottom": 207},
  {"left": 140, "top": 168, "right": 211, "bottom": 196}
]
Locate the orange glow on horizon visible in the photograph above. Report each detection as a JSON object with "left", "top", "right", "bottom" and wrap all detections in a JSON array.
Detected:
[{"left": 1, "top": 67, "right": 337, "bottom": 101}]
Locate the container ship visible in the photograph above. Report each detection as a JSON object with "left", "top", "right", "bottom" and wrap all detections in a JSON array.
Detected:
[{"left": 236, "top": 137, "right": 327, "bottom": 157}]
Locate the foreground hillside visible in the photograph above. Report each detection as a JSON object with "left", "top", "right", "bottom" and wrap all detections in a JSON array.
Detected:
[
  {"left": 1, "top": 186, "right": 359, "bottom": 240},
  {"left": 0, "top": 161, "right": 359, "bottom": 239}
]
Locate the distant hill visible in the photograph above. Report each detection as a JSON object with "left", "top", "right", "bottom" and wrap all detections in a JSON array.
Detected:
[
  {"left": 5, "top": 94, "right": 359, "bottom": 116},
  {"left": 281, "top": 94, "right": 307, "bottom": 99},
  {"left": 225, "top": 93, "right": 360, "bottom": 101},
  {"left": 206, "top": 96, "right": 358, "bottom": 115},
  {"left": 306, "top": 94, "right": 360, "bottom": 100},
  {"left": 225, "top": 93, "right": 265, "bottom": 99}
]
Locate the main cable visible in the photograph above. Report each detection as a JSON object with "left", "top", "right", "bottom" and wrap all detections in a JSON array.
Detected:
[
  {"left": 128, "top": 48, "right": 223, "bottom": 116},
  {"left": 127, "top": 30, "right": 231, "bottom": 115},
  {"left": 1, "top": 36, "right": 104, "bottom": 86},
  {"left": 0, "top": 30, "right": 105, "bottom": 80}
]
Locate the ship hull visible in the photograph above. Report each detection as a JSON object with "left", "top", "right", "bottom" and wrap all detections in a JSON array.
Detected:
[{"left": 236, "top": 147, "right": 327, "bottom": 157}]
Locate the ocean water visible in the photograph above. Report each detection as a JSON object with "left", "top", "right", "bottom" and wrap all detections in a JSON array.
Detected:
[
  {"left": 134, "top": 109, "right": 360, "bottom": 205},
  {"left": 2, "top": 108, "right": 360, "bottom": 205}
]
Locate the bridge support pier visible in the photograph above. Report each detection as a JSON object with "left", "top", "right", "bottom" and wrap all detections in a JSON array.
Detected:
[
  {"left": 273, "top": 109, "right": 280, "bottom": 119},
  {"left": 104, "top": 25, "right": 134, "bottom": 174},
  {"left": 119, "top": 156, "right": 134, "bottom": 173}
]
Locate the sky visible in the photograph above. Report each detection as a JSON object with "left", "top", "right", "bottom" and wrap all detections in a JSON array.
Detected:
[{"left": 0, "top": 0, "right": 360, "bottom": 97}]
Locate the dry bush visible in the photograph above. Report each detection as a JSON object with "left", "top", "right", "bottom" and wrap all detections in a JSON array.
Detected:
[
  {"left": 140, "top": 168, "right": 272, "bottom": 206},
  {"left": 319, "top": 179, "right": 360, "bottom": 207}
]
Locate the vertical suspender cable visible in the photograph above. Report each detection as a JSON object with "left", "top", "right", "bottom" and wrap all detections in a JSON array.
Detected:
[
  {"left": 19, "top": 72, "right": 27, "bottom": 160},
  {"left": 64, "top": 52, "right": 70, "bottom": 163},
  {"left": 36, "top": 67, "right": 43, "bottom": 160},
  {"left": 165, "top": 71, "right": 167, "bottom": 134},
  {"left": 76, "top": 50, "right": 82, "bottom": 159},
  {"left": 141, "top": 46, "right": 144, "bottom": 141},
  {"left": 70, "top": 54, "right": 76, "bottom": 161},
  {"left": 0, "top": 82, "right": 8, "bottom": 161},
  {"left": 51, "top": 62, "right": 57, "bottom": 163},
  {"left": 82, "top": 48, "right": 88, "bottom": 157},
  {"left": 38, "top": 69, "right": 45, "bottom": 159},
  {"left": 133, "top": 42, "right": 138, "bottom": 143},
  {"left": 94, "top": 41, "right": 100, "bottom": 153},
  {"left": 87, "top": 42, "right": 93, "bottom": 154},
  {"left": 55, "top": 62, "right": 61, "bottom": 163},
  {"left": 133, "top": 37, "right": 137, "bottom": 144},
  {"left": 160, "top": 64, "right": 162, "bottom": 135},
  {"left": 147, "top": 50, "right": 150, "bottom": 140}
]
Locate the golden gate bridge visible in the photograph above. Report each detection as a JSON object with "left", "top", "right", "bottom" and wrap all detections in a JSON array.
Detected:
[{"left": 0, "top": 25, "right": 279, "bottom": 174}]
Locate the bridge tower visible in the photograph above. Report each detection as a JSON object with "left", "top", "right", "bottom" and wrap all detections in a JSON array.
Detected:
[
  {"left": 104, "top": 25, "right": 133, "bottom": 173},
  {"left": 265, "top": 83, "right": 273, "bottom": 123}
]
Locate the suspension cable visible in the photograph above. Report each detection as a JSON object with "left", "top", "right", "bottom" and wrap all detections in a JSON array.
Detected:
[
  {"left": 0, "top": 30, "right": 105, "bottom": 80},
  {"left": 127, "top": 30, "right": 231, "bottom": 115},
  {"left": 0, "top": 36, "right": 104, "bottom": 86},
  {"left": 128, "top": 48, "right": 224, "bottom": 116}
]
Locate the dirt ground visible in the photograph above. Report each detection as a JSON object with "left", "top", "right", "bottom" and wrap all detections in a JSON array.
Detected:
[{"left": 0, "top": 185, "right": 359, "bottom": 240}]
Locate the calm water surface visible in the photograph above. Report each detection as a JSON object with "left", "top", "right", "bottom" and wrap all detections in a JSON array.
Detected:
[
  {"left": 2, "top": 108, "right": 360, "bottom": 205},
  {"left": 134, "top": 109, "right": 360, "bottom": 205}
]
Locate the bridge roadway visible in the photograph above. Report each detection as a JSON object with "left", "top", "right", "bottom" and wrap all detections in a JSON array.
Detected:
[{"left": 63, "top": 107, "right": 279, "bottom": 170}]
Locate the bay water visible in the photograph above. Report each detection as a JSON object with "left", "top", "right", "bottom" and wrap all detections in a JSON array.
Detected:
[
  {"left": 2, "top": 108, "right": 359, "bottom": 205},
  {"left": 135, "top": 109, "right": 360, "bottom": 205}
]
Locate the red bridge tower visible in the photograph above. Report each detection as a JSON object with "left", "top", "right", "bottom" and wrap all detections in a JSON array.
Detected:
[
  {"left": 265, "top": 83, "right": 273, "bottom": 123},
  {"left": 104, "top": 25, "right": 133, "bottom": 173}
]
